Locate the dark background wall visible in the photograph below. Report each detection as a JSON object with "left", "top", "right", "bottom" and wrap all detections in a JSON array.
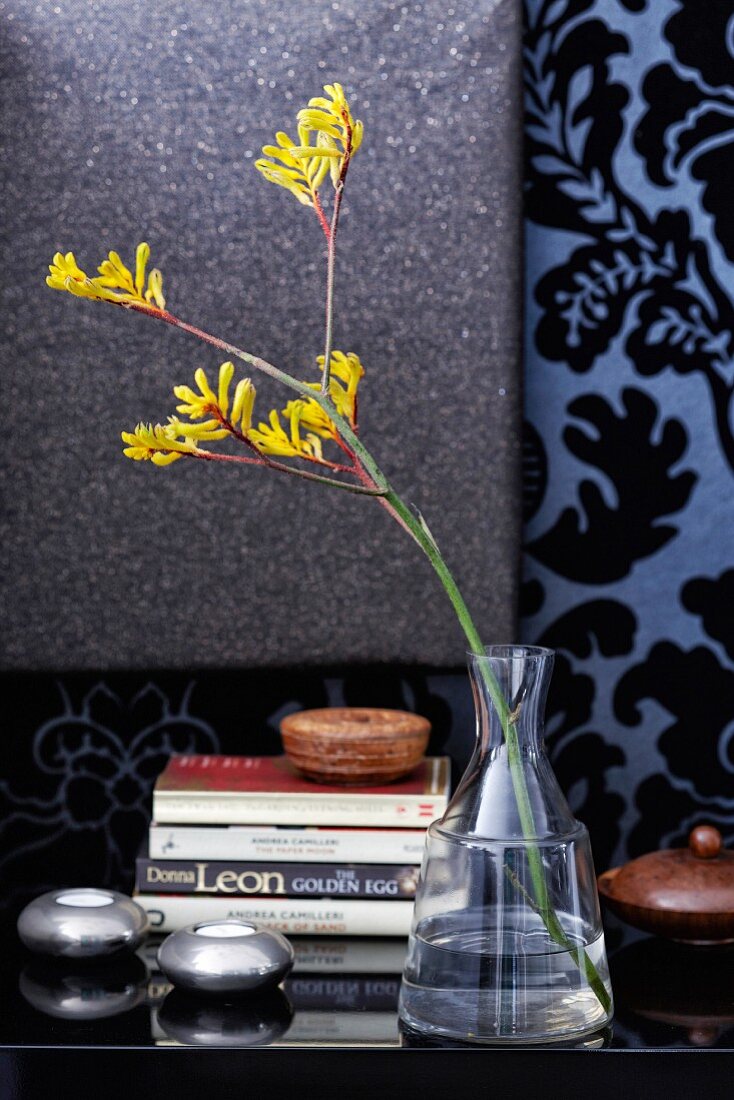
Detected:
[{"left": 0, "top": 0, "right": 521, "bottom": 671}]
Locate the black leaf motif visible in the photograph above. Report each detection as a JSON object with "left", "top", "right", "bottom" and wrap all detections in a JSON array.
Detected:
[
  {"left": 682, "top": 570, "right": 734, "bottom": 661},
  {"left": 634, "top": 9, "right": 734, "bottom": 262},
  {"left": 535, "top": 240, "right": 646, "bottom": 372},
  {"left": 539, "top": 600, "right": 637, "bottom": 659},
  {"left": 615, "top": 642, "right": 734, "bottom": 801},
  {"left": 629, "top": 773, "right": 733, "bottom": 858},
  {"left": 634, "top": 65, "right": 706, "bottom": 188},
  {"left": 519, "top": 579, "right": 545, "bottom": 618},
  {"left": 552, "top": 732, "right": 625, "bottom": 870},
  {"left": 664, "top": 0, "right": 734, "bottom": 88},
  {"left": 524, "top": 14, "right": 629, "bottom": 235},
  {"left": 545, "top": 652, "right": 595, "bottom": 746},
  {"left": 627, "top": 287, "right": 731, "bottom": 380},
  {"left": 527, "top": 389, "right": 697, "bottom": 582}
]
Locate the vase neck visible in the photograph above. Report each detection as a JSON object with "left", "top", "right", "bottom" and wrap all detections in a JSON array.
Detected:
[
  {"left": 469, "top": 646, "right": 552, "bottom": 757},
  {"left": 441, "top": 646, "right": 577, "bottom": 840}
]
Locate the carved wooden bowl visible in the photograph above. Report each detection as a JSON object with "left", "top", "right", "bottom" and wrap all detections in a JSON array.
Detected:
[
  {"left": 280, "top": 706, "right": 431, "bottom": 785},
  {"left": 598, "top": 826, "right": 734, "bottom": 944}
]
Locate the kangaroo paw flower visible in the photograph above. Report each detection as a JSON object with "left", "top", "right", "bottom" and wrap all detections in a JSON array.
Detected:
[{"left": 46, "top": 242, "right": 166, "bottom": 310}]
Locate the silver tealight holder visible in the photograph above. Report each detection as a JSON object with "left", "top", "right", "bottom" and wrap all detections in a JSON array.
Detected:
[
  {"left": 17, "top": 888, "right": 149, "bottom": 958},
  {"left": 157, "top": 920, "right": 295, "bottom": 996}
]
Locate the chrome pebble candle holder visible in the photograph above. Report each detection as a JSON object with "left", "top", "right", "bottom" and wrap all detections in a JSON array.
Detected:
[
  {"left": 17, "top": 888, "right": 149, "bottom": 959},
  {"left": 157, "top": 920, "right": 294, "bottom": 996}
]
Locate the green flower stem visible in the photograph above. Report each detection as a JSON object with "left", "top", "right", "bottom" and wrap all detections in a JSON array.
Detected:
[
  {"left": 128, "top": 303, "right": 610, "bottom": 1014},
  {"left": 319, "top": 184, "right": 343, "bottom": 396},
  {"left": 380, "top": 487, "right": 611, "bottom": 1016}
]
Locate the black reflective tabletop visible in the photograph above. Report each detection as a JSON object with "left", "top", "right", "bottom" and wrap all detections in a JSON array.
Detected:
[{"left": 1, "top": 914, "right": 733, "bottom": 1099}]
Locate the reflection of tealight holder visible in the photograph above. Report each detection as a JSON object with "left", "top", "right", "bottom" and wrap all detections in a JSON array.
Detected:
[
  {"left": 19, "top": 955, "right": 149, "bottom": 1021},
  {"left": 158, "top": 988, "right": 293, "bottom": 1046},
  {"left": 17, "top": 889, "right": 149, "bottom": 958},
  {"left": 157, "top": 921, "right": 294, "bottom": 996}
]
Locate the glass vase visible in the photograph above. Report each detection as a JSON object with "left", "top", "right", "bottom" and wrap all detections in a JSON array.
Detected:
[{"left": 399, "top": 645, "right": 613, "bottom": 1044}]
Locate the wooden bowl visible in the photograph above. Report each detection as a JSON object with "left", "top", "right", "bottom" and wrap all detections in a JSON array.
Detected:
[{"left": 280, "top": 707, "right": 431, "bottom": 785}]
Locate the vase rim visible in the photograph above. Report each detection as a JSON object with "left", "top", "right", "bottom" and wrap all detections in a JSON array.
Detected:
[{"left": 468, "top": 644, "right": 554, "bottom": 661}]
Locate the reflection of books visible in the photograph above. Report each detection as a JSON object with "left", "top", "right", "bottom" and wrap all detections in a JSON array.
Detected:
[
  {"left": 146, "top": 976, "right": 400, "bottom": 1012},
  {"left": 153, "top": 754, "right": 449, "bottom": 827},
  {"left": 150, "top": 1006, "right": 399, "bottom": 1047},
  {"left": 277, "top": 1011, "right": 398, "bottom": 1045},
  {"left": 148, "top": 824, "right": 428, "bottom": 864},
  {"left": 284, "top": 975, "right": 400, "bottom": 1011},
  {"left": 290, "top": 937, "right": 407, "bottom": 974},
  {"left": 138, "top": 894, "right": 414, "bottom": 936}
]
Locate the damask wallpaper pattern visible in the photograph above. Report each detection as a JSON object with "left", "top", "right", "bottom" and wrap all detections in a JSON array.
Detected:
[
  {"left": 523, "top": 0, "right": 734, "bottom": 866},
  {"left": 2, "top": 0, "right": 733, "bottom": 898}
]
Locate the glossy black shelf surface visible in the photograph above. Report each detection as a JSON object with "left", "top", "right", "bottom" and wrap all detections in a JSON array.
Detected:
[{"left": 1, "top": 912, "right": 733, "bottom": 1099}]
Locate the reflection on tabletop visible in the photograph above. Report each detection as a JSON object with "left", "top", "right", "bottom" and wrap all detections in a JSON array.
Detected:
[{"left": 5, "top": 930, "right": 734, "bottom": 1050}]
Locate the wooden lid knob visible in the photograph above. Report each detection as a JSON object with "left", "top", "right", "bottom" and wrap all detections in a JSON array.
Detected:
[{"left": 689, "top": 825, "right": 722, "bottom": 860}]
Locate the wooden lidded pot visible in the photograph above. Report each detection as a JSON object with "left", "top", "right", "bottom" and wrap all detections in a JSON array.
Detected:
[
  {"left": 598, "top": 826, "right": 734, "bottom": 944},
  {"left": 280, "top": 707, "right": 431, "bottom": 785}
]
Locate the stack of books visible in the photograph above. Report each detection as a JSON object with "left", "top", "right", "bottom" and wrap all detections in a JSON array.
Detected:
[{"left": 135, "top": 753, "right": 450, "bottom": 936}]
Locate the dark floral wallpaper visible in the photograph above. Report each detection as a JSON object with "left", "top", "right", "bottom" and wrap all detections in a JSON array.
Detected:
[
  {"left": 522, "top": 0, "right": 734, "bottom": 868},
  {"left": 3, "top": 0, "right": 733, "bottom": 901}
]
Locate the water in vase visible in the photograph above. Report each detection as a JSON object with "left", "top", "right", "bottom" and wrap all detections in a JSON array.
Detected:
[{"left": 400, "top": 907, "right": 612, "bottom": 1043}]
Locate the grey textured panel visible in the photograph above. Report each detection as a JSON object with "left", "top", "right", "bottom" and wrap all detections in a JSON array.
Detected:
[{"left": 1, "top": 0, "right": 521, "bottom": 670}]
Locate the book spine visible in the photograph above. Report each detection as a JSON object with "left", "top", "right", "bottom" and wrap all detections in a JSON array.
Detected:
[
  {"left": 137, "top": 894, "right": 414, "bottom": 936},
  {"left": 136, "top": 857, "right": 419, "bottom": 900},
  {"left": 148, "top": 825, "right": 427, "bottom": 864},
  {"left": 153, "top": 790, "right": 445, "bottom": 827}
]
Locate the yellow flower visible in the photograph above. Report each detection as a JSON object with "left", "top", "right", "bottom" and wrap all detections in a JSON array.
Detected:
[
  {"left": 255, "top": 83, "right": 363, "bottom": 206},
  {"left": 297, "top": 82, "right": 363, "bottom": 167},
  {"left": 173, "top": 362, "right": 246, "bottom": 423},
  {"left": 283, "top": 397, "right": 337, "bottom": 440},
  {"left": 231, "top": 377, "right": 257, "bottom": 432},
  {"left": 121, "top": 423, "right": 198, "bottom": 467},
  {"left": 165, "top": 417, "right": 229, "bottom": 442},
  {"left": 303, "top": 351, "right": 364, "bottom": 426},
  {"left": 248, "top": 405, "right": 323, "bottom": 460},
  {"left": 46, "top": 242, "right": 166, "bottom": 310}
]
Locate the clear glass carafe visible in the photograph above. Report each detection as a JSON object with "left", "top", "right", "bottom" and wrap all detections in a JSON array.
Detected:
[{"left": 399, "top": 646, "right": 613, "bottom": 1043}]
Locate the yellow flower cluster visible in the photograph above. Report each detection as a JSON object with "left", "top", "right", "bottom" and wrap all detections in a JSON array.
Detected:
[
  {"left": 122, "top": 353, "right": 365, "bottom": 469},
  {"left": 46, "top": 243, "right": 166, "bottom": 310},
  {"left": 248, "top": 403, "right": 326, "bottom": 460},
  {"left": 255, "top": 83, "right": 363, "bottom": 208},
  {"left": 173, "top": 362, "right": 256, "bottom": 431},
  {"left": 123, "top": 362, "right": 246, "bottom": 467}
]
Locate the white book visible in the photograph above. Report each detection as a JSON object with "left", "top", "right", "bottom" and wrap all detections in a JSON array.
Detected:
[
  {"left": 138, "top": 893, "right": 414, "bottom": 937},
  {"left": 148, "top": 823, "right": 427, "bottom": 864}
]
